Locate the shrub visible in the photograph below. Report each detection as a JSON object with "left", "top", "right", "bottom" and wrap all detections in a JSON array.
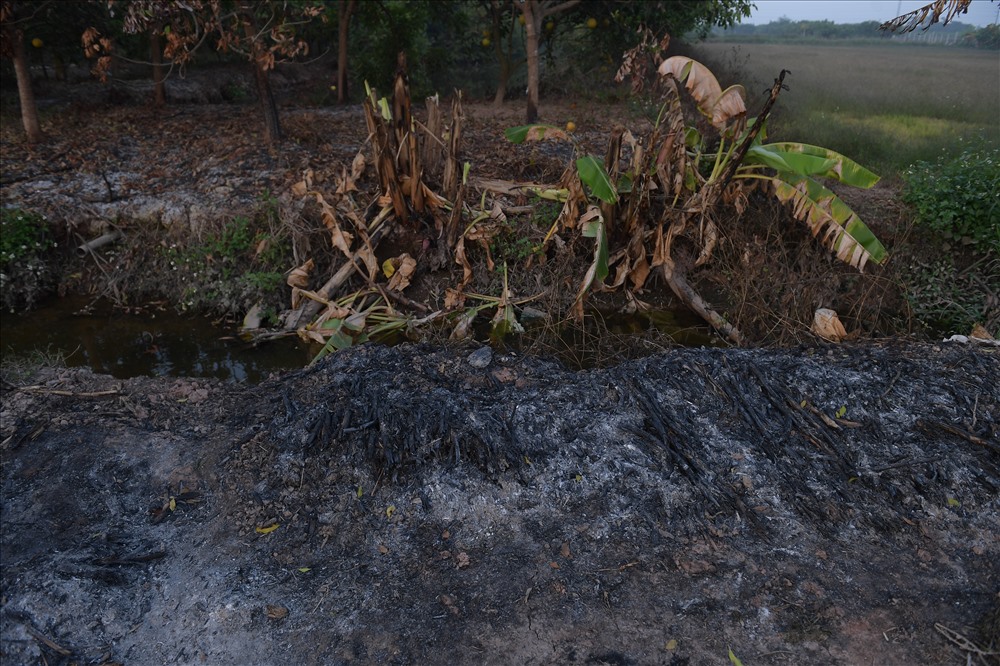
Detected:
[
  {"left": 902, "top": 148, "right": 1000, "bottom": 256},
  {"left": 0, "top": 208, "right": 57, "bottom": 312}
]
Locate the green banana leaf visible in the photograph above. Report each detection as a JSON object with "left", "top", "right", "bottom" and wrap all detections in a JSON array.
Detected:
[
  {"left": 771, "top": 171, "right": 888, "bottom": 270},
  {"left": 576, "top": 155, "right": 619, "bottom": 204},
  {"left": 580, "top": 211, "right": 609, "bottom": 285},
  {"left": 747, "top": 145, "right": 838, "bottom": 178},
  {"left": 762, "top": 143, "right": 879, "bottom": 187},
  {"left": 572, "top": 207, "right": 609, "bottom": 317}
]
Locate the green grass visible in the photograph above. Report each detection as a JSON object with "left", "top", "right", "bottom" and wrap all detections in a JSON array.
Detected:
[{"left": 689, "top": 42, "right": 1000, "bottom": 176}]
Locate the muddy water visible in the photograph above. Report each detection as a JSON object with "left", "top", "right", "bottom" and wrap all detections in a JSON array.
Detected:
[
  {"left": 1, "top": 296, "right": 312, "bottom": 382},
  {"left": 1, "top": 296, "right": 724, "bottom": 381}
]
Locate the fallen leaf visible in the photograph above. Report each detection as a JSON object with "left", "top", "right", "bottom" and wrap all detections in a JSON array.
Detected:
[
  {"left": 444, "top": 288, "right": 465, "bottom": 310},
  {"left": 265, "top": 604, "right": 288, "bottom": 620},
  {"left": 378, "top": 544, "right": 389, "bottom": 554},
  {"left": 455, "top": 552, "right": 470, "bottom": 569},
  {"left": 386, "top": 253, "right": 417, "bottom": 292},
  {"left": 970, "top": 323, "right": 994, "bottom": 340},
  {"left": 255, "top": 523, "right": 279, "bottom": 535},
  {"left": 665, "top": 639, "right": 678, "bottom": 651},
  {"left": 560, "top": 542, "right": 571, "bottom": 559},
  {"left": 812, "top": 308, "right": 847, "bottom": 342},
  {"left": 350, "top": 151, "right": 366, "bottom": 181}
]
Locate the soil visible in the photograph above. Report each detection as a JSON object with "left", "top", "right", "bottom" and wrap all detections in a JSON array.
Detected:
[{"left": 2, "top": 341, "right": 999, "bottom": 665}]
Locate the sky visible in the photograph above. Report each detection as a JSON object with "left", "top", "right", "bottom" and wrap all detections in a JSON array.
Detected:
[{"left": 745, "top": 0, "right": 1000, "bottom": 27}]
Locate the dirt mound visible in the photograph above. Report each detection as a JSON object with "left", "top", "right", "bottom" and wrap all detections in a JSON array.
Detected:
[{"left": 2, "top": 342, "right": 998, "bottom": 665}]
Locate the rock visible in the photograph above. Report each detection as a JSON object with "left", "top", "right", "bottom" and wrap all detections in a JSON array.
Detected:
[{"left": 467, "top": 346, "right": 493, "bottom": 368}]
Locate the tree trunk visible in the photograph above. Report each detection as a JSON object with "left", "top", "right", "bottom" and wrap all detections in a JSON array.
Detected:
[
  {"left": 493, "top": 53, "right": 510, "bottom": 106},
  {"left": 10, "top": 25, "right": 42, "bottom": 143},
  {"left": 151, "top": 23, "right": 166, "bottom": 107},
  {"left": 522, "top": 0, "right": 540, "bottom": 122},
  {"left": 242, "top": 13, "right": 282, "bottom": 144},
  {"left": 253, "top": 59, "right": 282, "bottom": 143},
  {"left": 336, "top": 0, "right": 355, "bottom": 104}
]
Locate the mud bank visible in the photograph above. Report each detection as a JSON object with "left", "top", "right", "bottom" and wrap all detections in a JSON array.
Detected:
[{"left": 1, "top": 342, "right": 998, "bottom": 665}]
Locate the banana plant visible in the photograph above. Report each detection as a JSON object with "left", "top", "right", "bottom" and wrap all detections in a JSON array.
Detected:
[
  {"left": 504, "top": 126, "right": 617, "bottom": 318},
  {"left": 638, "top": 56, "right": 889, "bottom": 342},
  {"left": 661, "top": 56, "right": 887, "bottom": 272}
]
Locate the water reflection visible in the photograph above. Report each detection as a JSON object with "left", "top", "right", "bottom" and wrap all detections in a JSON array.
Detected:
[
  {"left": 1, "top": 296, "right": 726, "bottom": 380},
  {"left": 1, "top": 296, "right": 313, "bottom": 382}
]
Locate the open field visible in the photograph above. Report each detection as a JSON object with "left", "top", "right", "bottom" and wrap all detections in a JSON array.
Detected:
[{"left": 690, "top": 42, "right": 1000, "bottom": 176}]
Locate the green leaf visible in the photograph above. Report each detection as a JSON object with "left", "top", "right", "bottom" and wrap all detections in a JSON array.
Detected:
[
  {"left": 377, "top": 97, "right": 391, "bottom": 121},
  {"left": 576, "top": 155, "right": 618, "bottom": 204},
  {"left": 747, "top": 145, "right": 837, "bottom": 177},
  {"left": 728, "top": 648, "right": 744, "bottom": 666},
  {"left": 763, "top": 143, "right": 879, "bottom": 188},
  {"left": 771, "top": 171, "right": 888, "bottom": 269},
  {"left": 575, "top": 207, "right": 609, "bottom": 300}
]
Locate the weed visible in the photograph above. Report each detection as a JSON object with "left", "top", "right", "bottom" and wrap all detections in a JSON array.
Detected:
[
  {"left": 902, "top": 147, "right": 1000, "bottom": 256},
  {"left": 0, "top": 208, "right": 58, "bottom": 312},
  {"left": 161, "top": 209, "right": 291, "bottom": 317},
  {"left": 222, "top": 81, "right": 250, "bottom": 103},
  {"left": 0, "top": 345, "right": 67, "bottom": 386},
  {"left": 900, "top": 254, "right": 999, "bottom": 335}
]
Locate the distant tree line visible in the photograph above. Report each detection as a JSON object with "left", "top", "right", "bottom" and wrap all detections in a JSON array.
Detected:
[{"left": 713, "top": 16, "right": 998, "bottom": 49}]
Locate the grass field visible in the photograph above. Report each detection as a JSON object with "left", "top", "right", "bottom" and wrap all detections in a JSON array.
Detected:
[{"left": 688, "top": 42, "right": 1000, "bottom": 177}]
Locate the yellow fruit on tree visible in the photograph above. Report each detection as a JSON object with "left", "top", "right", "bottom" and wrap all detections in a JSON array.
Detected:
[
  {"left": 31, "top": 38, "right": 43, "bottom": 48},
  {"left": 545, "top": 21, "right": 554, "bottom": 32},
  {"left": 586, "top": 18, "right": 597, "bottom": 29},
  {"left": 566, "top": 121, "right": 576, "bottom": 132},
  {"left": 519, "top": 14, "right": 525, "bottom": 26},
  {"left": 481, "top": 37, "right": 491, "bottom": 47}
]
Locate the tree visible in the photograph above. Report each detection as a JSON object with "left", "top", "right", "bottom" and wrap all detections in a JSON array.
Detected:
[
  {"left": 336, "top": 0, "right": 354, "bottom": 103},
  {"left": 97, "top": 0, "right": 321, "bottom": 144},
  {"left": 481, "top": 0, "right": 525, "bottom": 106},
  {"left": 150, "top": 19, "right": 166, "bottom": 105},
  {"left": 512, "top": 0, "right": 754, "bottom": 123},
  {"left": 517, "top": 0, "right": 578, "bottom": 122},
  {"left": 1, "top": 0, "right": 43, "bottom": 143}
]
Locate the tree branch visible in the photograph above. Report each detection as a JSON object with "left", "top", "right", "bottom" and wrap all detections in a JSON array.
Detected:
[{"left": 540, "top": 0, "right": 580, "bottom": 19}]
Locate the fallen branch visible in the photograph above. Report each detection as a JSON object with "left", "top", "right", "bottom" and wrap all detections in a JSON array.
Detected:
[{"left": 283, "top": 214, "right": 390, "bottom": 330}]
